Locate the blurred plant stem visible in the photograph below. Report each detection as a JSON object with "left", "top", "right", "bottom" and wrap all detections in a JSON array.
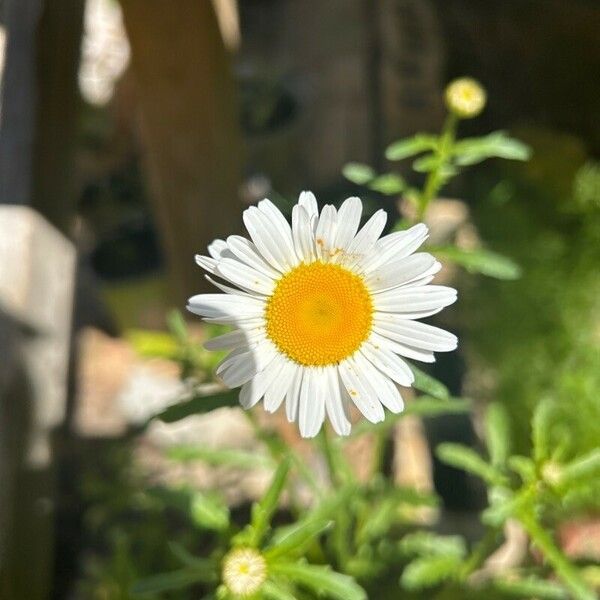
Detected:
[{"left": 417, "top": 113, "right": 458, "bottom": 221}]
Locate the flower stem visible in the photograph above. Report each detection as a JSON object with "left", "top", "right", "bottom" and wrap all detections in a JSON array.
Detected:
[{"left": 417, "top": 113, "right": 458, "bottom": 221}]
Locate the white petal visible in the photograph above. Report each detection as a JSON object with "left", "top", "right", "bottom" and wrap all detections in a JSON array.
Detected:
[
  {"left": 264, "top": 360, "right": 296, "bottom": 413},
  {"left": 204, "top": 328, "right": 265, "bottom": 351},
  {"left": 315, "top": 204, "right": 337, "bottom": 260},
  {"left": 243, "top": 207, "right": 289, "bottom": 272},
  {"left": 338, "top": 358, "right": 385, "bottom": 423},
  {"left": 373, "top": 320, "right": 458, "bottom": 352},
  {"left": 334, "top": 196, "right": 362, "bottom": 253},
  {"left": 325, "top": 367, "right": 351, "bottom": 435},
  {"left": 226, "top": 235, "right": 280, "bottom": 279},
  {"left": 187, "top": 293, "right": 265, "bottom": 319},
  {"left": 360, "top": 341, "right": 414, "bottom": 386},
  {"left": 298, "top": 191, "right": 318, "bottom": 219},
  {"left": 366, "top": 253, "right": 440, "bottom": 291},
  {"left": 216, "top": 349, "right": 259, "bottom": 388},
  {"left": 353, "top": 352, "right": 404, "bottom": 413},
  {"left": 285, "top": 367, "right": 303, "bottom": 422},
  {"left": 257, "top": 199, "right": 299, "bottom": 267},
  {"left": 215, "top": 258, "right": 276, "bottom": 295},
  {"left": 369, "top": 331, "right": 436, "bottom": 363},
  {"left": 204, "top": 275, "right": 262, "bottom": 299},
  {"left": 195, "top": 254, "right": 217, "bottom": 274},
  {"left": 207, "top": 239, "right": 229, "bottom": 259},
  {"left": 239, "top": 353, "right": 286, "bottom": 409},
  {"left": 292, "top": 204, "right": 316, "bottom": 262},
  {"left": 299, "top": 368, "right": 325, "bottom": 438},
  {"left": 358, "top": 223, "right": 428, "bottom": 273},
  {"left": 374, "top": 285, "right": 457, "bottom": 315},
  {"left": 341, "top": 209, "right": 387, "bottom": 266}
]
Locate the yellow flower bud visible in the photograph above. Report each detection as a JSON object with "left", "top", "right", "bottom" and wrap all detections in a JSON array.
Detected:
[
  {"left": 445, "top": 77, "right": 487, "bottom": 119},
  {"left": 222, "top": 547, "right": 267, "bottom": 597}
]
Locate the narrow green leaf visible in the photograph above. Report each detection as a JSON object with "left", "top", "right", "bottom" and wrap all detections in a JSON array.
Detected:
[
  {"left": 385, "top": 134, "right": 438, "bottom": 161},
  {"left": 494, "top": 575, "right": 569, "bottom": 599},
  {"left": 271, "top": 562, "right": 367, "bottom": 600},
  {"left": 430, "top": 245, "right": 522, "bottom": 280},
  {"left": 559, "top": 449, "right": 600, "bottom": 486},
  {"left": 507, "top": 455, "right": 536, "bottom": 483},
  {"left": 266, "top": 520, "right": 333, "bottom": 558},
  {"left": 532, "top": 399, "right": 557, "bottom": 463},
  {"left": 342, "top": 162, "right": 376, "bottom": 185},
  {"left": 399, "top": 532, "right": 467, "bottom": 559},
  {"left": 167, "top": 446, "right": 274, "bottom": 469},
  {"left": 453, "top": 131, "right": 531, "bottom": 166},
  {"left": 167, "top": 309, "right": 189, "bottom": 342},
  {"left": 156, "top": 389, "right": 240, "bottom": 423},
  {"left": 368, "top": 173, "right": 406, "bottom": 195},
  {"left": 262, "top": 580, "right": 297, "bottom": 600},
  {"left": 408, "top": 364, "right": 450, "bottom": 400},
  {"left": 400, "top": 555, "right": 460, "bottom": 590},
  {"left": 250, "top": 457, "right": 291, "bottom": 546},
  {"left": 404, "top": 397, "right": 471, "bottom": 418},
  {"left": 485, "top": 403, "right": 511, "bottom": 467},
  {"left": 132, "top": 566, "right": 215, "bottom": 595},
  {"left": 168, "top": 542, "right": 203, "bottom": 568},
  {"left": 412, "top": 154, "right": 439, "bottom": 173},
  {"left": 190, "top": 492, "right": 230, "bottom": 532},
  {"left": 436, "top": 443, "right": 507, "bottom": 486}
]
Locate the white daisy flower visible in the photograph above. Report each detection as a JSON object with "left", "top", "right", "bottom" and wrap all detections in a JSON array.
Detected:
[{"left": 188, "top": 193, "right": 458, "bottom": 438}]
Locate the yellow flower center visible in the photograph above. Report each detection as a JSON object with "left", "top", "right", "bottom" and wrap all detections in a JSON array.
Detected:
[{"left": 265, "top": 262, "right": 373, "bottom": 366}]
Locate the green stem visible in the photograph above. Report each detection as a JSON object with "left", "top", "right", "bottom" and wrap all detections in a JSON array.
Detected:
[
  {"left": 518, "top": 510, "right": 595, "bottom": 600},
  {"left": 417, "top": 113, "right": 458, "bottom": 220}
]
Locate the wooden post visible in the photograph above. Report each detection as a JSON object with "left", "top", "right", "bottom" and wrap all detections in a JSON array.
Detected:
[{"left": 121, "top": 0, "right": 243, "bottom": 305}]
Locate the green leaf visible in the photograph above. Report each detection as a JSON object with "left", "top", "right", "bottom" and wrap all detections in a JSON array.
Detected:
[
  {"left": 385, "top": 134, "right": 438, "bottom": 161},
  {"left": 249, "top": 457, "right": 291, "bottom": 546},
  {"left": 408, "top": 364, "right": 450, "bottom": 400},
  {"left": 156, "top": 389, "right": 240, "bottom": 423},
  {"left": 271, "top": 562, "right": 367, "bottom": 600},
  {"left": 494, "top": 575, "right": 569, "bottom": 599},
  {"left": 400, "top": 555, "right": 460, "bottom": 590},
  {"left": 368, "top": 173, "right": 406, "bottom": 195},
  {"left": 342, "top": 162, "right": 376, "bottom": 185},
  {"left": 190, "top": 492, "right": 230, "bottom": 532},
  {"left": 453, "top": 131, "right": 531, "bottom": 166},
  {"left": 485, "top": 403, "right": 511, "bottom": 467},
  {"left": 168, "top": 542, "right": 203, "bottom": 568},
  {"left": 412, "top": 154, "right": 439, "bottom": 173},
  {"left": 399, "top": 532, "right": 467, "bottom": 559},
  {"left": 132, "top": 566, "right": 215, "bottom": 595},
  {"left": 167, "top": 309, "right": 190, "bottom": 342},
  {"left": 559, "top": 449, "right": 600, "bottom": 486},
  {"left": 262, "top": 580, "right": 298, "bottom": 600},
  {"left": 167, "top": 446, "right": 274, "bottom": 469},
  {"left": 266, "top": 520, "right": 333, "bottom": 559},
  {"left": 404, "top": 397, "right": 471, "bottom": 418},
  {"left": 436, "top": 443, "right": 507, "bottom": 486},
  {"left": 507, "top": 455, "right": 536, "bottom": 483},
  {"left": 430, "top": 245, "right": 522, "bottom": 280},
  {"left": 532, "top": 399, "right": 557, "bottom": 463}
]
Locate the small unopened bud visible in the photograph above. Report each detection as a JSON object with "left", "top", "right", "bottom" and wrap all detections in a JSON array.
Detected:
[
  {"left": 222, "top": 547, "right": 267, "bottom": 597},
  {"left": 445, "top": 77, "right": 487, "bottom": 119}
]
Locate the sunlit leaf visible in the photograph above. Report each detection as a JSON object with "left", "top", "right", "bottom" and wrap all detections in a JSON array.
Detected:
[
  {"left": 436, "top": 443, "right": 507, "bottom": 486},
  {"left": 271, "top": 562, "right": 367, "bottom": 600},
  {"left": 453, "top": 131, "right": 531, "bottom": 166},
  {"left": 494, "top": 575, "right": 569, "bottom": 599},
  {"left": 385, "top": 134, "right": 438, "bottom": 161},
  {"left": 408, "top": 364, "right": 450, "bottom": 400},
  {"left": 399, "top": 532, "right": 467, "bottom": 559},
  {"left": 400, "top": 555, "right": 460, "bottom": 590},
  {"left": 368, "top": 173, "right": 406, "bottom": 195},
  {"left": 342, "top": 162, "right": 376, "bottom": 185},
  {"left": 266, "top": 520, "right": 333, "bottom": 558},
  {"left": 486, "top": 403, "right": 511, "bottom": 467},
  {"left": 190, "top": 492, "right": 230, "bottom": 532},
  {"left": 430, "top": 245, "right": 522, "bottom": 280}
]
